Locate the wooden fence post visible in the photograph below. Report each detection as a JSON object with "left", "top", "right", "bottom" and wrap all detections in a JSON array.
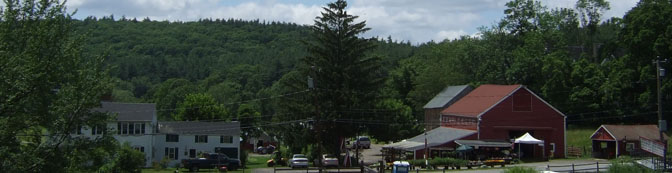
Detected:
[
  {"left": 572, "top": 163, "right": 575, "bottom": 172},
  {"left": 596, "top": 162, "right": 599, "bottom": 172}
]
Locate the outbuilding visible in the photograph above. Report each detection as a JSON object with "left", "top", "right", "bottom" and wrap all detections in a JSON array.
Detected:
[{"left": 590, "top": 124, "right": 668, "bottom": 159}]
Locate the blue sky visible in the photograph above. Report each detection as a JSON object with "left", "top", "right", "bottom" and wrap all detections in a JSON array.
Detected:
[{"left": 60, "top": 0, "right": 638, "bottom": 44}]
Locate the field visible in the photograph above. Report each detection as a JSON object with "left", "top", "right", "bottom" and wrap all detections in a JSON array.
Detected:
[
  {"left": 143, "top": 154, "right": 269, "bottom": 173},
  {"left": 565, "top": 127, "right": 595, "bottom": 158}
]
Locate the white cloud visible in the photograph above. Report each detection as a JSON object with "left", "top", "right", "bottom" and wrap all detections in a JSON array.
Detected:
[{"left": 59, "top": 0, "right": 639, "bottom": 43}]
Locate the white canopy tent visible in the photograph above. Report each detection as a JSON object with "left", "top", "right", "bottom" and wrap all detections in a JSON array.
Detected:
[{"left": 514, "top": 132, "right": 544, "bottom": 159}]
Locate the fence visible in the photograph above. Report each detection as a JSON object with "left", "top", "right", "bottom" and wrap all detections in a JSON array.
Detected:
[
  {"left": 546, "top": 162, "right": 610, "bottom": 172},
  {"left": 567, "top": 146, "right": 585, "bottom": 158}
]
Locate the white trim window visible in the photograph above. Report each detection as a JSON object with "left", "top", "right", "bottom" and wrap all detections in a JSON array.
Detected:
[
  {"left": 165, "top": 147, "right": 178, "bottom": 160},
  {"left": 117, "top": 122, "right": 145, "bottom": 135},
  {"left": 626, "top": 142, "right": 636, "bottom": 152},
  {"left": 220, "top": 136, "right": 233, "bottom": 143},
  {"left": 195, "top": 135, "right": 208, "bottom": 143}
]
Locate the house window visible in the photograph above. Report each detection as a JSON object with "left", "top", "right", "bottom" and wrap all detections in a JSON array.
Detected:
[
  {"left": 221, "top": 136, "right": 233, "bottom": 143},
  {"left": 117, "top": 122, "right": 146, "bottom": 135},
  {"left": 512, "top": 91, "right": 532, "bottom": 112},
  {"left": 134, "top": 123, "right": 141, "bottom": 134},
  {"left": 121, "top": 123, "right": 128, "bottom": 134},
  {"left": 601, "top": 142, "right": 608, "bottom": 149},
  {"left": 165, "top": 147, "right": 178, "bottom": 160},
  {"left": 195, "top": 135, "right": 208, "bottom": 143},
  {"left": 72, "top": 125, "right": 82, "bottom": 135},
  {"left": 133, "top": 146, "right": 145, "bottom": 153},
  {"left": 92, "top": 125, "right": 105, "bottom": 135},
  {"left": 626, "top": 143, "right": 636, "bottom": 152},
  {"left": 189, "top": 149, "right": 196, "bottom": 158},
  {"left": 166, "top": 134, "right": 179, "bottom": 142}
]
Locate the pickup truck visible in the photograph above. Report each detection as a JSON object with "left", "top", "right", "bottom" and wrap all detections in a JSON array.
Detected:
[{"left": 181, "top": 153, "right": 240, "bottom": 172}]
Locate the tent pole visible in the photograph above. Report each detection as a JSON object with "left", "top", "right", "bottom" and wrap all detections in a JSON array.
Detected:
[{"left": 518, "top": 143, "right": 521, "bottom": 160}]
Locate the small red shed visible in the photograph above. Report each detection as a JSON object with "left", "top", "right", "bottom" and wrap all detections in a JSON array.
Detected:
[
  {"left": 590, "top": 125, "right": 668, "bottom": 159},
  {"left": 441, "top": 84, "right": 566, "bottom": 159}
]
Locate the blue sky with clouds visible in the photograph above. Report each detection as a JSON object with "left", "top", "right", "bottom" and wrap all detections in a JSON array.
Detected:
[{"left": 59, "top": 0, "right": 638, "bottom": 44}]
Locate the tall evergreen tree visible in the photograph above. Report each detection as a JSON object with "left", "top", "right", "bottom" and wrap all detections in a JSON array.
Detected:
[{"left": 278, "top": 0, "right": 384, "bottom": 157}]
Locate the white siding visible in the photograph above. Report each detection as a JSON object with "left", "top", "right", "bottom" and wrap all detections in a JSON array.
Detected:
[{"left": 154, "top": 134, "right": 240, "bottom": 167}]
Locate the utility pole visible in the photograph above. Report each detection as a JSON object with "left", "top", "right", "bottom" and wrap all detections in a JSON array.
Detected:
[
  {"left": 654, "top": 57, "right": 668, "bottom": 171},
  {"left": 424, "top": 128, "right": 428, "bottom": 169},
  {"left": 308, "top": 66, "right": 322, "bottom": 171}
]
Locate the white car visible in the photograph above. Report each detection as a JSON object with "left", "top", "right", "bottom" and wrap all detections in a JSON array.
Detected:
[
  {"left": 289, "top": 154, "right": 309, "bottom": 169},
  {"left": 322, "top": 154, "right": 339, "bottom": 167},
  {"left": 354, "top": 136, "right": 371, "bottom": 149}
]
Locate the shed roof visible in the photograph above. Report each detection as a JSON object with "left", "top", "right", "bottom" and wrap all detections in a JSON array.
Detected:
[
  {"left": 454, "top": 140, "right": 512, "bottom": 148},
  {"left": 592, "top": 124, "right": 669, "bottom": 141},
  {"left": 441, "top": 84, "right": 521, "bottom": 117},
  {"left": 158, "top": 121, "right": 240, "bottom": 135},
  {"left": 383, "top": 127, "right": 475, "bottom": 151},
  {"left": 93, "top": 102, "right": 155, "bottom": 121},
  {"left": 423, "top": 85, "right": 473, "bottom": 109}
]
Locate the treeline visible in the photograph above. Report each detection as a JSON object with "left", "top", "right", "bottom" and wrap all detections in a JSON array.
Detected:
[{"left": 83, "top": 0, "right": 672, "bottom": 139}]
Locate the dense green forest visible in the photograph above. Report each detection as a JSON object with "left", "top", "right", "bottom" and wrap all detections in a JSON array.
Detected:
[
  {"left": 76, "top": 0, "right": 672, "bottom": 153},
  {"left": 4, "top": 0, "right": 672, "bottom": 171}
]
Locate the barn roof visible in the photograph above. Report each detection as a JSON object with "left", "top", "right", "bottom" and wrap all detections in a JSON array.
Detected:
[
  {"left": 423, "top": 85, "right": 473, "bottom": 109},
  {"left": 441, "top": 84, "right": 521, "bottom": 117},
  {"left": 93, "top": 102, "right": 156, "bottom": 121},
  {"left": 591, "top": 124, "right": 668, "bottom": 141}
]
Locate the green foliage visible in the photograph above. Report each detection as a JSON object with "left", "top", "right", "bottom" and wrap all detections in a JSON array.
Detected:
[
  {"left": 608, "top": 156, "right": 652, "bottom": 173},
  {"left": 240, "top": 150, "right": 249, "bottom": 168},
  {"left": 174, "top": 93, "right": 228, "bottom": 121},
  {"left": 502, "top": 166, "right": 538, "bottom": 173},
  {"left": 237, "top": 103, "right": 261, "bottom": 140},
  {"left": 105, "top": 143, "right": 145, "bottom": 173},
  {"left": 0, "top": 0, "right": 116, "bottom": 172},
  {"left": 428, "top": 157, "right": 468, "bottom": 167}
]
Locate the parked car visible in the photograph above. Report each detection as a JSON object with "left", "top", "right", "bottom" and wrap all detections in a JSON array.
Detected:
[
  {"left": 288, "top": 154, "right": 309, "bottom": 169},
  {"left": 322, "top": 154, "right": 339, "bottom": 167},
  {"left": 181, "top": 153, "right": 240, "bottom": 172},
  {"left": 353, "top": 136, "right": 371, "bottom": 149}
]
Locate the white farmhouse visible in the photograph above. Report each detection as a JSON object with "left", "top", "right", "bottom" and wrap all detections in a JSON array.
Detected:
[{"left": 74, "top": 102, "right": 240, "bottom": 168}]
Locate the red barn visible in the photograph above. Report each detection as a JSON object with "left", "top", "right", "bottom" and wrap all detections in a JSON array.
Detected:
[{"left": 441, "top": 84, "right": 566, "bottom": 158}]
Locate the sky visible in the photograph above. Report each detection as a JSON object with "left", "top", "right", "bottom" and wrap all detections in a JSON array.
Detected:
[{"left": 60, "top": 0, "right": 638, "bottom": 44}]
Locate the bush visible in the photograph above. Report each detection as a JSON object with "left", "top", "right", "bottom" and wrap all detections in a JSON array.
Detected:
[
  {"left": 502, "top": 166, "right": 537, "bottom": 173},
  {"left": 240, "top": 150, "right": 249, "bottom": 167},
  {"left": 608, "top": 156, "right": 652, "bottom": 173}
]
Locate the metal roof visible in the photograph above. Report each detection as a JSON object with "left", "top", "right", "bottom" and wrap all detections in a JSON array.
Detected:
[
  {"left": 454, "top": 140, "right": 512, "bottom": 148},
  {"left": 423, "top": 85, "right": 473, "bottom": 109},
  {"left": 158, "top": 121, "right": 240, "bottom": 135},
  {"left": 93, "top": 102, "right": 155, "bottom": 122},
  {"left": 383, "top": 127, "right": 476, "bottom": 151},
  {"left": 441, "top": 84, "right": 521, "bottom": 117}
]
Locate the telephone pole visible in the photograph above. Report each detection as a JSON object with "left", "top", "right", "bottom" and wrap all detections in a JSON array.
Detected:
[
  {"left": 654, "top": 57, "right": 668, "bottom": 170},
  {"left": 308, "top": 66, "right": 323, "bottom": 170}
]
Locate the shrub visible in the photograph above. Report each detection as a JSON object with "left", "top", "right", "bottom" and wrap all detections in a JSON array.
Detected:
[
  {"left": 240, "top": 150, "right": 249, "bottom": 167},
  {"left": 502, "top": 166, "right": 537, "bottom": 173},
  {"left": 608, "top": 156, "right": 652, "bottom": 173}
]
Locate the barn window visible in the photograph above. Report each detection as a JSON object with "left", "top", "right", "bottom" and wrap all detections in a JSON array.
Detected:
[
  {"left": 512, "top": 91, "right": 532, "bottom": 112},
  {"left": 626, "top": 143, "right": 635, "bottom": 151}
]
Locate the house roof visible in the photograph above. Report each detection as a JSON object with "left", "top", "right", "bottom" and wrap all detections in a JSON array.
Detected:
[
  {"left": 93, "top": 102, "right": 155, "bottom": 121},
  {"left": 423, "top": 85, "right": 473, "bottom": 109},
  {"left": 441, "top": 84, "right": 521, "bottom": 117},
  {"left": 158, "top": 121, "right": 240, "bottom": 135},
  {"left": 592, "top": 124, "right": 669, "bottom": 141},
  {"left": 383, "top": 127, "right": 476, "bottom": 151}
]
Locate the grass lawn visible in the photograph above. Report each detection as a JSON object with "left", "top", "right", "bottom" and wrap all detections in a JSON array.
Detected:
[
  {"left": 565, "top": 127, "right": 595, "bottom": 158},
  {"left": 142, "top": 155, "right": 270, "bottom": 173}
]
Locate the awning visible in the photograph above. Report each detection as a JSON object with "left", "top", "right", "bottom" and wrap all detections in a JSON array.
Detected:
[
  {"left": 454, "top": 140, "right": 512, "bottom": 148},
  {"left": 383, "top": 127, "right": 476, "bottom": 151},
  {"left": 514, "top": 132, "right": 543, "bottom": 144}
]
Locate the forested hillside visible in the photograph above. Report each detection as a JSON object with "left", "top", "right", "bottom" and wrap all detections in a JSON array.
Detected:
[{"left": 75, "top": 0, "right": 672, "bottom": 142}]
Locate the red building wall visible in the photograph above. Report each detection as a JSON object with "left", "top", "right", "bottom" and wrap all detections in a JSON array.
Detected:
[{"left": 477, "top": 88, "right": 566, "bottom": 158}]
